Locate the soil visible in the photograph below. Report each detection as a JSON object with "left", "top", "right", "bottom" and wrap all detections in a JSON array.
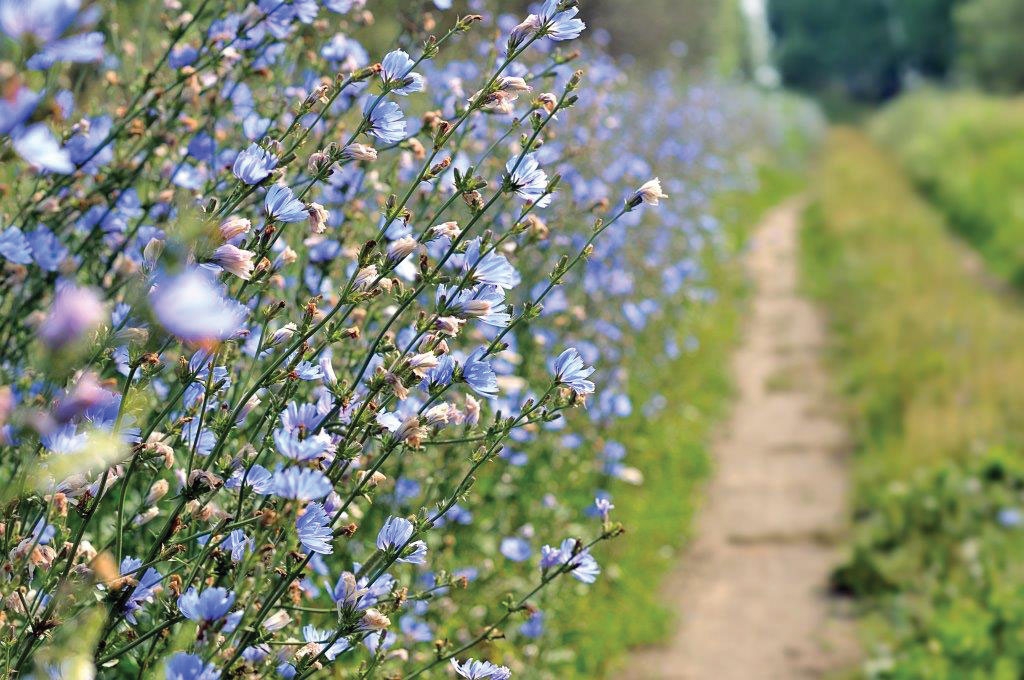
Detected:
[{"left": 621, "top": 199, "right": 860, "bottom": 679}]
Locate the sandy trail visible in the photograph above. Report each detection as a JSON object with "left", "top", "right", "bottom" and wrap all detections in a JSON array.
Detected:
[{"left": 621, "top": 199, "right": 859, "bottom": 679}]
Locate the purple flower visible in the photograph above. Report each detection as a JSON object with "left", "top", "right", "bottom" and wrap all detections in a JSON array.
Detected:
[
  {"left": 451, "top": 658, "right": 512, "bottom": 680},
  {"left": 552, "top": 348, "right": 595, "bottom": 395},
  {"left": 265, "top": 184, "right": 307, "bottom": 223},
  {"left": 177, "top": 586, "right": 235, "bottom": 622},
  {"left": 165, "top": 652, "right": 221, "bottom": 680},
  {"left": 364, "top": 99, "right": 406, "bottom": 145},
  {"left": 39, "top": 284, "right": 103, "bottom": 351},
  {"left": 232, "top": 142, "right": 278, "bottom": 185},
  {"left": 271, "top": 466, "right": 332, "bottom": 500},
  {"left": 506, "top": 154, "right": 551, "bottom": 207},
  {"left": 296, "top": 502, "right": 333, "bottom": 555},
  {"left": 151, "top": 270, "right": 247, "bottom": 344}
]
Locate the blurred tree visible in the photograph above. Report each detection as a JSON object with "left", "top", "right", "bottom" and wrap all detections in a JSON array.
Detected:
[
  {"left": 767, "top": 0, "right": 963, "bottom": 101},
  {"left": 955, "top": 0, "right": 1024, "bottom": 91}
]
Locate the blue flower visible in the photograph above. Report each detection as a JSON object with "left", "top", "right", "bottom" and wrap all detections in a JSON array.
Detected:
[
  {"left": 538, "top": 0, "right": 586, "bottom": 41},
  {"left": 461, "top": 238, "right": 520, "bottom": 290},
  {"left": 232, "top": 142, "right": 278, "bottom": 185},
  {"left": 461, "top": 348, "right": 499, "bottom": 397},
  {"left": 120, "top": 557, "right": 162, "bottom": 625},
  {"left": 271, "top": 466, "right": 332, "bottom": 500},
  {"left": 0, "top": 0, "right": 83, "bottom": 44},
  {"left": 0, "top": 87, "right": 40, "bottom": 135},
  {"left": 451, "top": 658, "right": 512, "bottom": 680},
  {"left": 177, "top": 586, "right": 235, "bottom": 622},
  {"left": 506, "top": 154, "right": 551, "bottom": 207},
  {"left": 376, "top": 516, "right": 428, "bottom": 564},
  {"left": 440, "top": 284, "right": 511, "bottom": 327},
  {"left": 520, "top": 610, "right": 544, "bottom": 638},
  {"left": 273, "top": 428, "right": 330, "bottom": 461},
  {"left": 12, "top": 124, "right": 73, "bottom": 174},
  {"left": 221, "top": 530, "right": 253, "bottom": 562},
  {"left": 296, "top": 502, "right": 333, "bottom": 555},
  {"left": 226, "top": 463, "right": 273, "bottom": 494},
  {"left": 302, "top": 625, "right": 350, "bottom": 660},
  {"left": 539, "top": 538, "right": 600, "bottom": 584},
  {"left": 380, "top": 50, "right": 425, "bottom": 95},
  {"left": 265, "top": 184, "right": 307, "bottom": 222},
  {"left": 499, "top": 536, "right": 531, "bottom": 562},
  {"left": 0, "top": 226, "right": 33, "bottom": 264},
  {"left": 551, "top": 348, "right": 595, "bottom": 395},
  {"left": 364, "top": 99, "right": 406, "bottom": 145},
  {"left": 150, "top": 270, "right": 248, "bottom": 344},
  {"left": 27, "top": 227, "right": 69, "bottom": 271},
  {"left": 165, "top": 652, "right": 221, "bottom": 680},
  {"left": 26, "top": 31, "right": 105, "bottom": 69},
  {"left": 422, "top": 354, "right": 455, "bottom": 389}
]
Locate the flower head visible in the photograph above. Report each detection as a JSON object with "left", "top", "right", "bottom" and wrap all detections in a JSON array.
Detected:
[
  {"left": 364, "top": 99, "right": 406, "bottom": 145},
  {"left": 380, "top": 50, "right": 425, "bottom": 95},
  {"left": 629, "top": 177, "right": 668, "bottom": 208},
  {"left": 232, "top": 143, "right": 278, "bottom": 185},
  {"left": 39, "top": 284, "right": 103, "bottom": 351},
  {"left": 150, "top": 270, "right": 247, "bottom": 344},
  {"left": 552, "top": 348, "right": 595, "bottom": 395},
  {"left": 177, "top": 586, "right": 235, "bottom": 622},
  {"left": 265, "top": 184, "right": 308, "bottom": 223},
  {"left": 505, "top": 154, "right": 551, "bottom": 208},
  {"left": 296, "top": 502, "right": 333, "bottom": 554},
  {"left": 271, "top": 466, "right": 333, "bottom": 500},
  {"left": 451, "top": 658, "right": 512, "bottom": 680}
]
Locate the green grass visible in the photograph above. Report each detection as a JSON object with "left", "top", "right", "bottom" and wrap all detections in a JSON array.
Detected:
[
  {"left": 803, "top": 128, "right": 1024, "bottom": 678},
  {"left": 870, "top": 90, "right": 1024, "bottom": 286},
  {"left": 554, "top": 166, "right": 806, "bottom": 678}
]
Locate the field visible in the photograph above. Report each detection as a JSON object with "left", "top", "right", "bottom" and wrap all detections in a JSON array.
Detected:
[
  {"left": 804, "top": 128, "right": 1024, "bottom": 677},
  {"left": 6, "top": 1, "right": 1024, "bottom": 678}
]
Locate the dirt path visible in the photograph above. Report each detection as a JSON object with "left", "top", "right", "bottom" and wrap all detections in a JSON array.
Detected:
[{"left": 622, "top": 199, "right": 859, "bottom": 679}]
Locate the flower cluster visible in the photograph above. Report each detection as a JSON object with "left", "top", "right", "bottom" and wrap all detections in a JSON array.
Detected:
[{"left": 0, "top": 0, "right": 816, "bottom": 677}]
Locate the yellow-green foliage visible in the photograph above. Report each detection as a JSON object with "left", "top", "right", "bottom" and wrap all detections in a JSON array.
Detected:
[
  {"left": 804, "top": 128, "right": 1024, "bottom": 486},
  {"left": 870, "top": 90, "right": 1024, "bottom": 285},
  {"left": 804, "top": 129, "right": 1024, "bottom": 677}
]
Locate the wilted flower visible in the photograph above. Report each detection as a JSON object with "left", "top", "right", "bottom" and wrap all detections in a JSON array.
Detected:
[
  {"left": 211, "top": 244, "right": 255, "bottom": 280},
  {"left": 630, "top": 177, "right": 668, "bottom": 208}
]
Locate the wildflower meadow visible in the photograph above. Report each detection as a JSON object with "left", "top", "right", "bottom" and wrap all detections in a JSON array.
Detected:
[{"left": 0, "top": 1, "right": 824, "bottom": 678}]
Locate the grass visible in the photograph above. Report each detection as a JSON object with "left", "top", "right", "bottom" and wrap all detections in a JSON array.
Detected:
[
  {"left": 802, "top": 128, "right": 1024, "bottom": 678},
  {"left": 555, "top": 166, "right": 807, "bottom": 678},
  {"left": 870, "top": 90, "right": 1024, "bottom": 286}
]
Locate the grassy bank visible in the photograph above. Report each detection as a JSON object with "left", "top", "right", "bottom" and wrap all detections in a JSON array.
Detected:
[
  {"left": 803, "top": 128, "right": 1024, "bottom": 678},
  {"left": 870, "top": 90, "right": 1024, "bottom": 285}
]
